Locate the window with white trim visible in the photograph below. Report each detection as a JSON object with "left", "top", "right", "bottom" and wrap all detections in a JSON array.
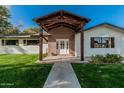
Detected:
[
  {"left": 23, "top": 40, "right": 39, "bottom": 46},
  {"left": 91, "top": 37, "right": 115, "bottom": 48},
  {"left": 2, "top": 40, "right": 18, "bottom": 46}
]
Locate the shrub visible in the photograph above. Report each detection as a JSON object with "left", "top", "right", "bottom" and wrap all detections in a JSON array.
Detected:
[
  {"left": 104, "top": 54, "right": 123, "bottom": 63},
  {"left": 90, "top": 54, "right": 123, "bottom": 63},
  {"left": 90, "top": 55, "right": 105, "bottom": 63}
]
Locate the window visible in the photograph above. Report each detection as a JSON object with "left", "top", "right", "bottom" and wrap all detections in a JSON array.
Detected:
[
  {"left": 24, "top": 40, "right": 39, "bottom": 45},
  {"left": 91, "top": 37, "right": 114, "bottom": 48},
  {"left": 2, "top": 40, "right": 18, "bottom": 46},
  {"left": 23, "top": 40, "right": 26, "bottom": 45},
  {"left": 60, "top": 41, "right": 65, "bottom": 49},
  {"left": 2, "top": 40, "right": 4, "bottom": 46},
  {"left": 66, "top": 41, "right": 69, "bottom": 49},
  {"left": 60, "top": 41, "right": 63, "bottom": 49},
  {"left": 62, "top": 41, "right": 65, "bottom": 49},
  {"left": 56, "top": 41, "right": 59, "bottom": 49}
]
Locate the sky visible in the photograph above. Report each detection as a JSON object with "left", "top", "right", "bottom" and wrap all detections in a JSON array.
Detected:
[{"left": 7, "top": 5, "right": 124, "bottom": 31}]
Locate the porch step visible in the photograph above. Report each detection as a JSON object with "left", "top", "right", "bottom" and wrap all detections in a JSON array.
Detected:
[{"left": 36, "top": 56, "right": 89, "bottom": 63}]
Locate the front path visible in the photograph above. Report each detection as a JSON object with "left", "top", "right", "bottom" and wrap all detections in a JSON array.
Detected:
[{"left": 43, "top": 63, "right": 81, "bottom": 88}]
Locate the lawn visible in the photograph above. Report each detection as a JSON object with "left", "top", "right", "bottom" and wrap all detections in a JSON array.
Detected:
[
  {"left": 72, "top": 63, "right": 124, "bottom": 88},
  {"left": 0, "top": 54, "right": 53, "bottom": 88}
]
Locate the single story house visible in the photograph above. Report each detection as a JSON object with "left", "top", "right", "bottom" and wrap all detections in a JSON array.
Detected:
[
  {"left": 1, "top": 10, "right": 124, "bottom": 61},
  {"left": 0, "top": 33, "right": 48, "bottom": 54}
]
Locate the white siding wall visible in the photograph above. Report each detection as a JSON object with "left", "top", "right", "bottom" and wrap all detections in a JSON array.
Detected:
[
  {"left": 0, "top": 39, "right": 48, "bottom": 54},
  {"left": 75, "top": 26, "right": 124, "bottom": 57},
  {"left": 75, "top": 33, "right": 80, "bottom": 57}
]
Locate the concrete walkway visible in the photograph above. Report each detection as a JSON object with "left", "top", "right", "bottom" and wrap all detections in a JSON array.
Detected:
[{"left": 43, "top": 62, "right": 81, "bottom": 88}]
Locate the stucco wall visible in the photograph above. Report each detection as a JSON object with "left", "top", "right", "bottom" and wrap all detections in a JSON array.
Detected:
[
  {"left": 75, "top": 25, "right": 124, "bottom": 57},
  {"left": 0, "top": 39, "right": 48, "bottom": 54},
  {"left": 75, "top": 32, "right": 80, "bottom": 57}
]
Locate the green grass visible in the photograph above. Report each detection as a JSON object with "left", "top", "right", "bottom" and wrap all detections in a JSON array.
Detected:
[
  {"left": 0, "top": 54, "right": 53, "bottom": 88},
  {"left": 72, "top": 63, "right": 124, "bottom": 88}
]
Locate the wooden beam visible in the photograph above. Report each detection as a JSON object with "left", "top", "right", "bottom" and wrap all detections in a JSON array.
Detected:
[
  {"left": 63, "top": 23, "right": 77, "bottom": 30},
  {"left": 47, "top": 23, "right": 61, "bottom": 30},
  {"left": 44, "top": 19, "right": 79, "bottom": 28},
  {"left": 80, "top": 28, "right": 84, "bottom": 61},
  {"left": 39, "top": 30, "right": 43, "bottom": 61},
  {"left": 79, "top": 21, "right": 85, "bottom": 61},
  {"left": 46, "top": 22, "right": 78, "bottom": 30},
  {"left": 39, "top": 34, "right": 48, "bottom": 42},
  {"left": 37, "top": 20, "right": 49, "bottom": 33},
  {"left": 43, "top": 36, "right": 48, "bottom": 42}
]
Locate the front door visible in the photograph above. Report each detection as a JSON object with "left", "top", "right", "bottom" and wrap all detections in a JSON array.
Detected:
[{"left": 56, "top": 39, "right": 69, "bottom": 55}]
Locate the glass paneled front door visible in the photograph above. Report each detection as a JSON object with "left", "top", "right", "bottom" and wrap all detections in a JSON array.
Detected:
[{"left": 56, "top": 39, "right": 69, "bottom": 55}]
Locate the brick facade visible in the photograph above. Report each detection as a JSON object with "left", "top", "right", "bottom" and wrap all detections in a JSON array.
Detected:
[{"left": 48, "top": 26, "right": 75, "bottom": 56}]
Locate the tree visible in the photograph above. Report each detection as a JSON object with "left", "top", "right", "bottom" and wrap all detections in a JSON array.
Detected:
[
  {"left": 0, "top": 5, "right": 12, "bottom": 34},
  {"left": 5, "top": 27, "right": 20, "bottom": 34},
  {"left": 22, "top": 27, "right": 40, "bottom": 34}
]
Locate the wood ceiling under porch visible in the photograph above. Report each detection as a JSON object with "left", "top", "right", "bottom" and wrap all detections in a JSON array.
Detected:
[
  {"left": 34, "top": 10, "right": 90, "bottom": 61},
  {"left": 34, "top": 10, "right": 90, "bottom": 32}
]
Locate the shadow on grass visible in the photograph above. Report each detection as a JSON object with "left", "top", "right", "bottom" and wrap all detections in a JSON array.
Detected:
[
  {"left": 0, "top": 63, "right": 53, "bottom": 88},
  {"left": 72, "top": 63, "right": 124, "bottom": 88},
  {"left": 0, "top": 54, "right": 52, "bottom": 88}
]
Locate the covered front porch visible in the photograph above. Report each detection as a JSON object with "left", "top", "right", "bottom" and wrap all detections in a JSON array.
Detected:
[{"left": 34, "top": 10, "right": 90, "bottom": 62}]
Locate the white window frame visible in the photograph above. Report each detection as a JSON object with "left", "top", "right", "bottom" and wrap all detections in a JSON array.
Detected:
[{"left": 23, "top": 39, "right": 39, "bottom": 46}]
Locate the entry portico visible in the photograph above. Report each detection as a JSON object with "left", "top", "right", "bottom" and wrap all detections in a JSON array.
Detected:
[{"left": 34, "top": 10, "right": 90, "bottom": 61}]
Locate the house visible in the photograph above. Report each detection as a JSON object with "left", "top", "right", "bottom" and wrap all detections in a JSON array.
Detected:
[
  {"left": 0, "top": 33, "right": 48, "bottom": 54},
  {"left": 34, "top": 10, "right": 90, "bottom": 61},
  {"left": 80, "top": 23, "right": 124, "bottom": 58},
  {"left": 1, "top": 10, "right": 124, "bottom": 61}
]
